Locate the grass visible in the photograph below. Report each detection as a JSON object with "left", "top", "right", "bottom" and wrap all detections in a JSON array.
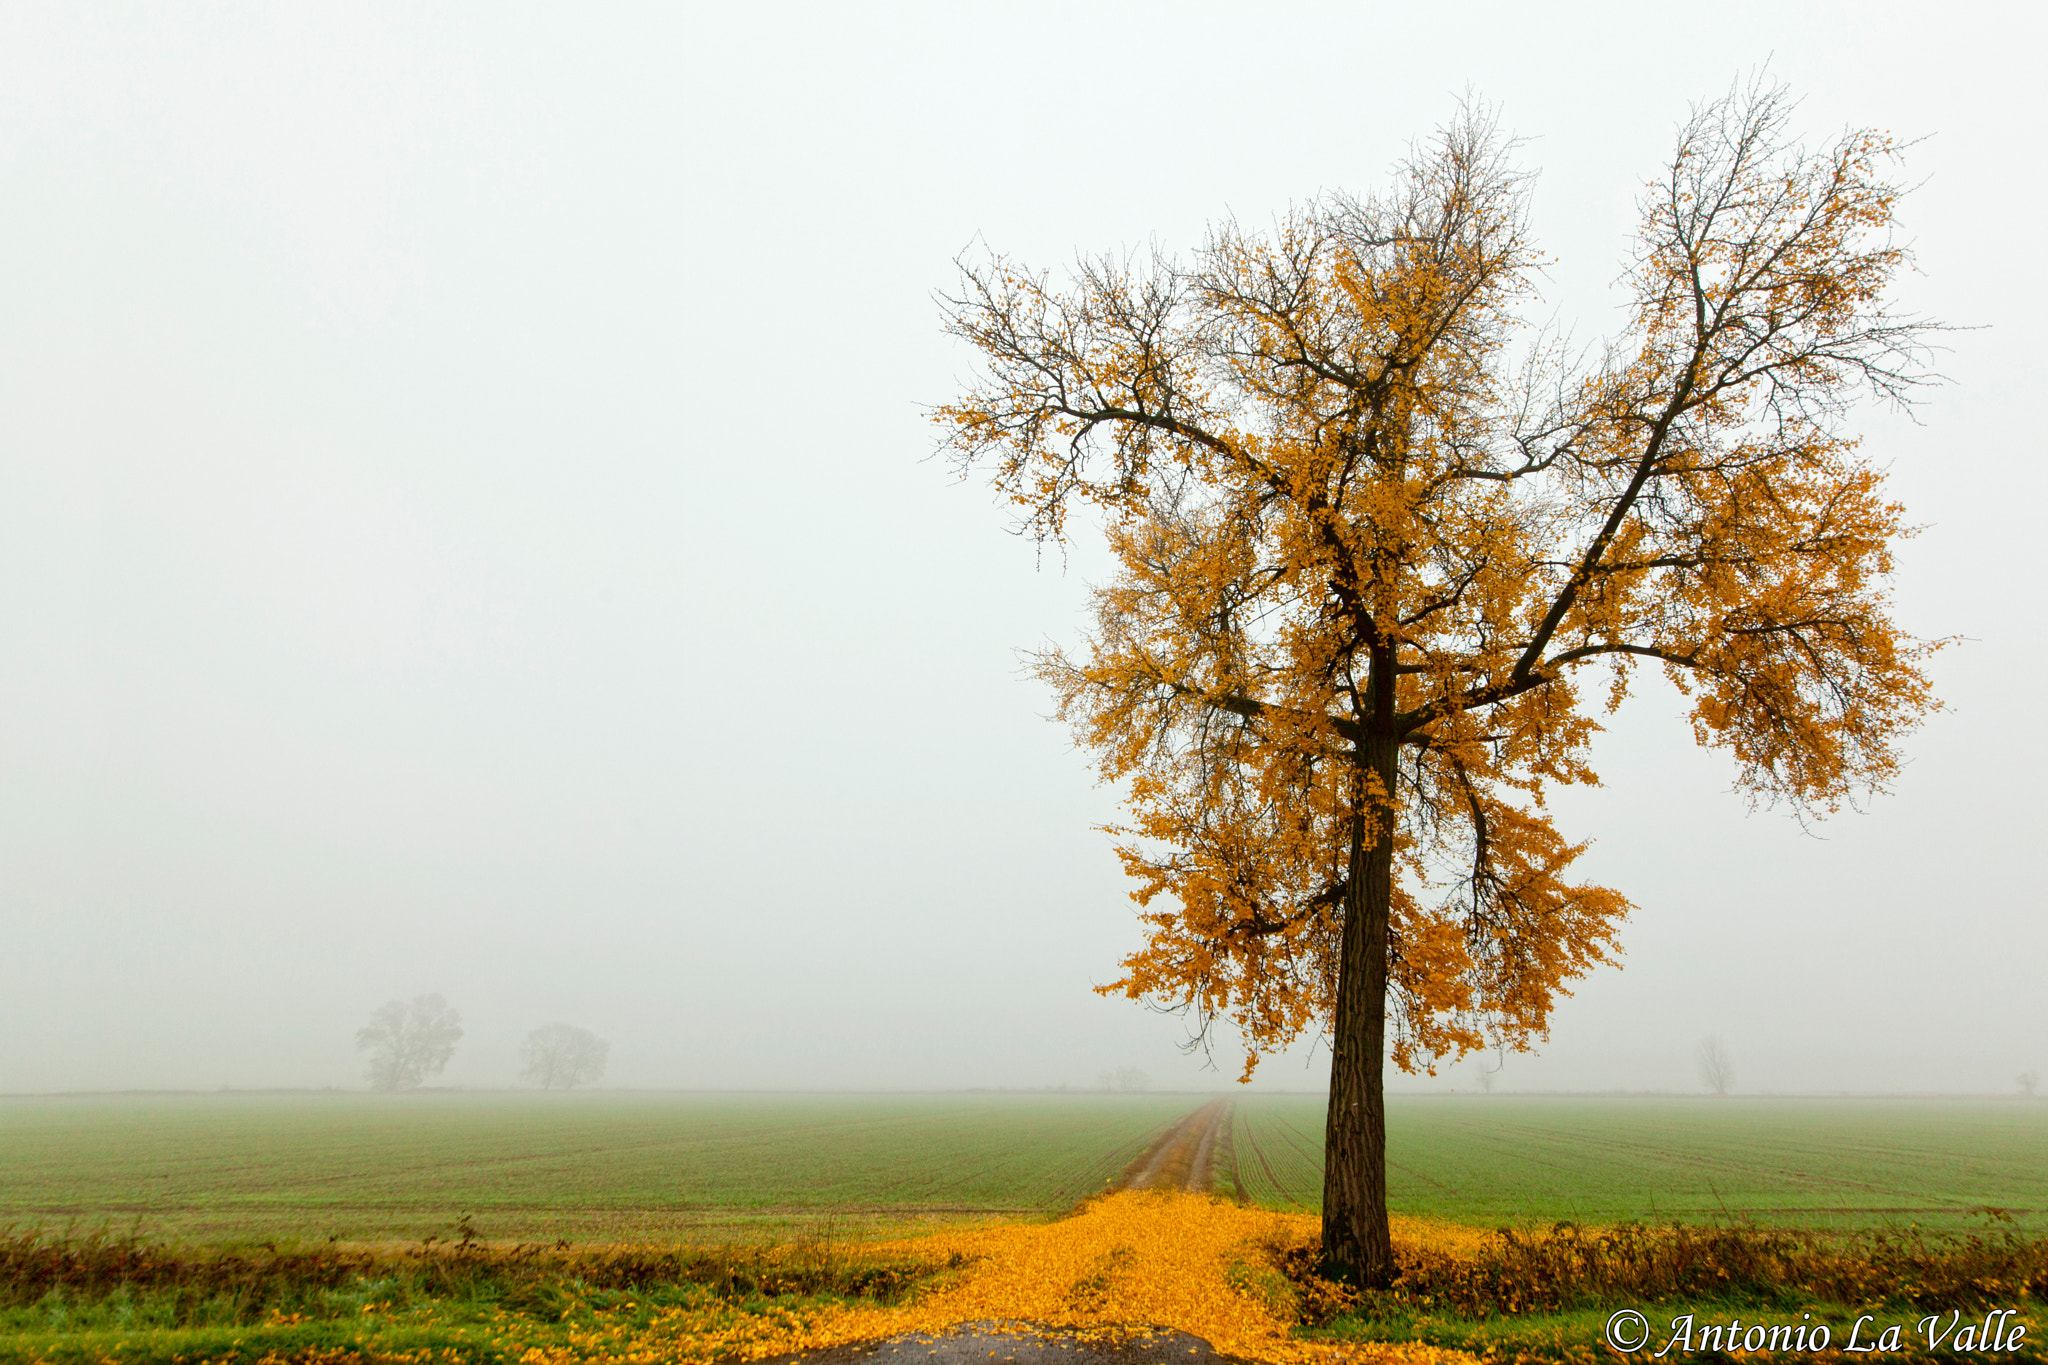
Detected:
[
  {"left": 1281, "top": 1212, "right": 2048, "bottom": 1361},
  {"left": 0, "top": 1091, "right": 1196, "bottom": 1245},
  {"left": 9, "top": 1090, "right": 2048, "bottom": 1361},
  {"left": 5, "top": 1198, "right": 2045, "bottom": 1365},
  {"left": 14, "top": 1090, "right": 2048, "bottom": 1242},
  {"left": 0, "top": 1220, "right": 951, "bottom": 1365},
  {"left": 1236, "top": 1093, "right": 2048, "bottom": 1233}
]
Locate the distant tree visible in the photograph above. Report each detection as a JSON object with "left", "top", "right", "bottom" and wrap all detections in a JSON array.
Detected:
[
  {"left": 2020, "top": 1070, "right": 2040, "bottom": 1099},
  {"left": 519, "top": 1023, "right": 609, "bottom": 1090},
  {"left": 1695, "top": 1035, "right": 1733, "bottom": 1096},
  {"left": 1098, "top": 1066, "right": 1150, "bottom": 1092},
  {"left": 1476, "top": 1054, "right": 1503, "bottom": 1095},
  {"left": 356, "top": 994, "right": 463, "bottom": 1091}
]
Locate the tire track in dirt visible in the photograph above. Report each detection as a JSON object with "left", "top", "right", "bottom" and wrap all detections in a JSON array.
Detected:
[{"left": 1111, "top": 1100, "right": 1235, "bottom": 1193}]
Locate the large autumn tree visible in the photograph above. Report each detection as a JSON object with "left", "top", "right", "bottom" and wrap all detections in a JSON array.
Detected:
[{"left": 936, "top": 83, "right": 1940, "bottom": 1286}]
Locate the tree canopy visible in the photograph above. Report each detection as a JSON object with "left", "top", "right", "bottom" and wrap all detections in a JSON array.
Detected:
[
  {"left": 519, "top": 1022, "right": 610, "bottom": 1090},
  {"left": 356, "top": 994, "right": 463, "bottom": 1092},
  {"left": 936, "top": 81, "right": 1940, "bottom": 1283}
]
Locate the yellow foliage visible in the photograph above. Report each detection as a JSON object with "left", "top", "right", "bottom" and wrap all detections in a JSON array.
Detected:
[
  {"left": 508, "top": 1193, "right": 1484, "bottom": 1363},
  {"left": 933, "top": 83, "right": 1942, "bottom": 1092}
]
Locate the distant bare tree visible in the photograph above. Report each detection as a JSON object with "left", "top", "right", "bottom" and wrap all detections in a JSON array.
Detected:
[
  {"left": 1097, "top": 1067, "right": 1150, "bottom": 1092},
  {"left": 2020, "top": 1070, "right": 2040, "bottom": 1099},
  {"left": 357, "top": 994, "right": 463, "bottom": 1091},
  {"left": 1476, "top": 1054, "right": 1504, "bottom": 1095},
  {"left": 1695, "top": 1035, "right": 1733, "bottom": 1096},
  {"left": 520, "top": 1023, "right": 609, "bottom": 1090}
]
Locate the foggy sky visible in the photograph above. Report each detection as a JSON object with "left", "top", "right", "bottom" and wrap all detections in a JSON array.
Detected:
[{"left": 3, "top": 1, "right": 2043, "bottom": 1097}]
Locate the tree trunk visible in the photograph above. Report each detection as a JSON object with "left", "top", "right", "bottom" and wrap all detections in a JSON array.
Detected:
[{"left": 1320, "top": 732, "right": 1397, "bottom": 1287}]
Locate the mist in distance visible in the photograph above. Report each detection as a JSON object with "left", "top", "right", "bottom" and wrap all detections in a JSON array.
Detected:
[{"left": 2, "top": 1, "right": 2043, "bottom": 1100}]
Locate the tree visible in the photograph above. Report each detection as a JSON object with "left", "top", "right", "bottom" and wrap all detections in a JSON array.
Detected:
[
  {"left": 356, "top": 994, "right": 463, "bottom": 1091},
  {"left": 2019, "top": 1070, "right": 2040, "bottom": 1099},
  {"left": 1696, "top": 1035, "right": 1733, "bottom": 1095},
  {"left": 520, "top": 1022, "right": 610, "bottom": 1090},
  {"left": 936, "top": 82, "right": 1939, "bottom": 1285}
]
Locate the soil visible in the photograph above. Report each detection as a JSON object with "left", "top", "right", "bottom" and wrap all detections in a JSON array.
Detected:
[
  {"left": 775, "top": 1101, "right": 1252, "bottom": 1365},
  {"left": 1113, "top": 1099, "right": 1236, "bottom": 1195}
]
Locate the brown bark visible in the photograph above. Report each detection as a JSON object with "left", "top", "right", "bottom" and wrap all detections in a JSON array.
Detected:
[{"left": 1320, "top": 728, "right": 1397, "bottom": 1288}]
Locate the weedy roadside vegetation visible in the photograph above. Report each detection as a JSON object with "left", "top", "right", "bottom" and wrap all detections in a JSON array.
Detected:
[
  {"left": 0, "top": 1218, "right": 954, "bottom": 1365},
  {"left": 1262, "top": 1210, "right": 2048, "bottom": 1358},
  {"left": 7, "top": 1202, "right": 2047, "bottom": 1364}
]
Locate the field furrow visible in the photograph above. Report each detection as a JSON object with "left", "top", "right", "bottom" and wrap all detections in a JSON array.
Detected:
[
  {"left": 0, "top": 1092, "right": 1197, "bottom": 1244},
  {"left": 7, "top": 1091, "right": 2046, "bottom": 1244},
  {"left": 1232, "top": 1095, "right": 2048, "bottom": 1232}
]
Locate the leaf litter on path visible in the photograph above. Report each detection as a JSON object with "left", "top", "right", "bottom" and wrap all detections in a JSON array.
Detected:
[{"left": 511, "top": 1191, "right": 1479, "bottom": 1364}]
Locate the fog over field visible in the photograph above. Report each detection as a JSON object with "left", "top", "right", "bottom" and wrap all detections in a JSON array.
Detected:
[{"left": 2, "top": 2, "right": 2043, "bottom": 1097}]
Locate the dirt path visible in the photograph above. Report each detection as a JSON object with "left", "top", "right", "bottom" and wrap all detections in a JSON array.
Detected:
[
  {"left": 778, "top": 1102, "right": 1254, "bottom": 1362},
  {"left": 1113, "top": 1099, "right": 1236, "bottom": 1194}
]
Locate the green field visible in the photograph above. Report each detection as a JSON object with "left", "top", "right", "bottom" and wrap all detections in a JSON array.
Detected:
[
  {"left": 7, "top": 1091, "right": 2047, "bottom": 1248},
  {"left": 0, "top": 1091, "right": 1194, "bottom": 1245},
  {"left": 1236, "top": 1094, "right": 2048, "bottom": 1232},
  {"left": 6, "top": 1091, "right": 2047, "bottom": 1365}
]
